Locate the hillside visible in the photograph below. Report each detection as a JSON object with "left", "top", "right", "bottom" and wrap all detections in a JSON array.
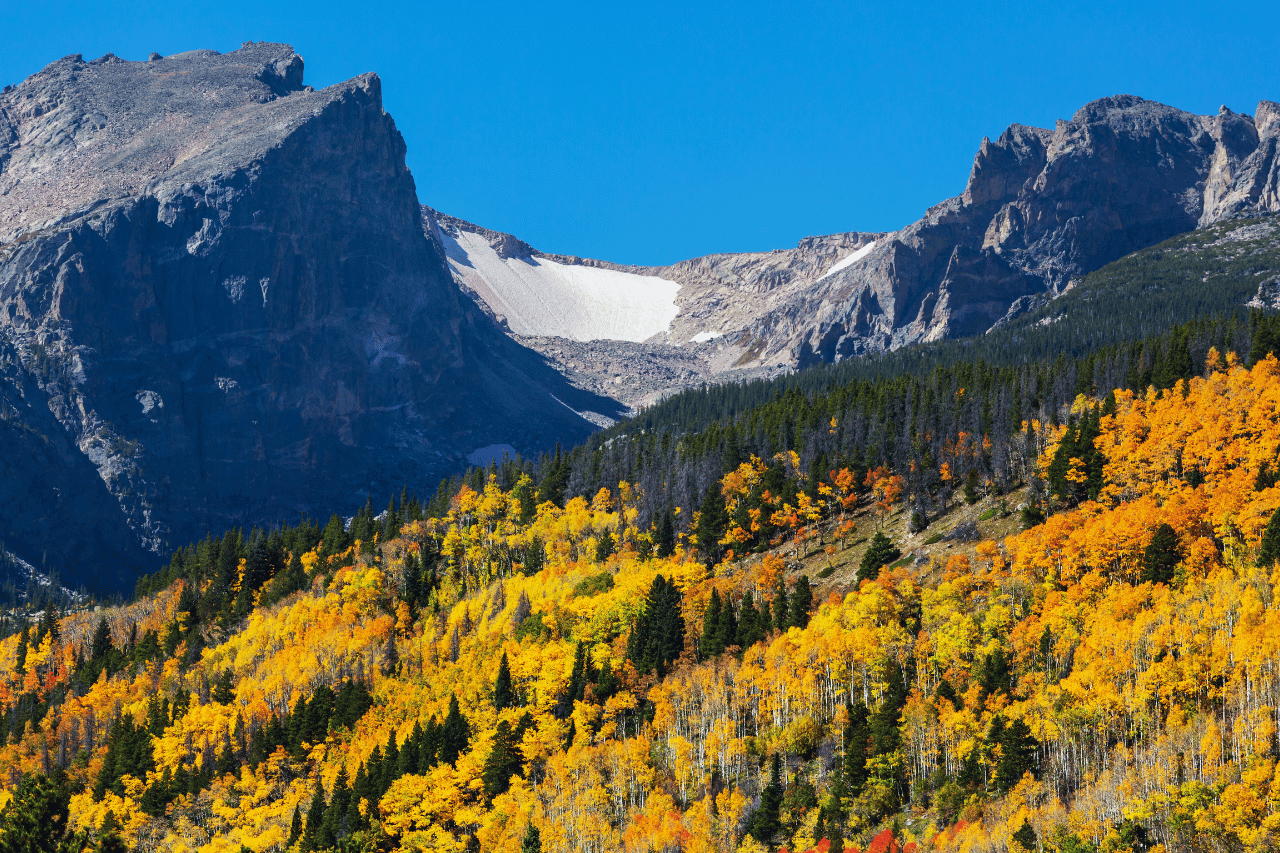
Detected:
[{"left": 6, "top": 344, "right": 1280, "bottom": 851}]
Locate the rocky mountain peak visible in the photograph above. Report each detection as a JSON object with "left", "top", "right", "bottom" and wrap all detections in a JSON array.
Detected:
[{"left": 0, "top": 44, "right": 616, "bottom": 591}]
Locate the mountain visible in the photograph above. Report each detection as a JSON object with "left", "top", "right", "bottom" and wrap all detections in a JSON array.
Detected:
[
  {"left": 0, "top": 44, "right": 621, "bottom": 592},
  {"left": 432, "top": 95, "right": 1280, "bottom": 399}
]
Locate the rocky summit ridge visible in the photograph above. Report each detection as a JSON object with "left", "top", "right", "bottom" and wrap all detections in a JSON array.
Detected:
[
  {"left": 737, "top": 95, "right": 1280, "bottom": 365},
  {"left": 426, "top": 94, "right": 1280, "bottom": 405},
  {"left": 0, "top": 44, "right": 619, "bottom": 591}
]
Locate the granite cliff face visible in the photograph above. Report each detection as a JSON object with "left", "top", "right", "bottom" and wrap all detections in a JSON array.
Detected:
[{"left": 0, "top": 44, "right": 618, "bottom": 590}]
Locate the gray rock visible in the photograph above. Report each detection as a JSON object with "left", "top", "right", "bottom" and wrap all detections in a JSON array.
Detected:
[{"left": 0, "top": 44, "right": 619, "bottom": 591}]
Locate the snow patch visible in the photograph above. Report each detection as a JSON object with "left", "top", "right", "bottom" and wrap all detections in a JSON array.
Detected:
[
  {"left": 817, "top": 241, "right": 877, "bottom": 281},
  {"left": 468, "top": 444, "right": 517, "bottom": 467},
  {"left": 440, "top": 228, "right": 680, "bottom": 342},
  {"left": 690, "top": 331, "right": 723, "bottom": 343}
]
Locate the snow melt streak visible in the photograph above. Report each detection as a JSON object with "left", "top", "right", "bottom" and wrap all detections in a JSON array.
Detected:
[{"left": 818, "top": 241, "right": 877, "bottom": 281}]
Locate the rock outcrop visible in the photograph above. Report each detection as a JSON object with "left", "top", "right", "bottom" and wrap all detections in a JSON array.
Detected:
[
  {"left": 0, "top": 44, "right": 619, "bottom": 590},
  {"left": 750, "top": 95, "right": 1280, "bottom": 366}
]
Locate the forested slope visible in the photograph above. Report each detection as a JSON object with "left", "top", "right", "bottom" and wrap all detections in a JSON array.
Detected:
[{"left": 6, "top": 343, "right": 1280, "bottom": 851}]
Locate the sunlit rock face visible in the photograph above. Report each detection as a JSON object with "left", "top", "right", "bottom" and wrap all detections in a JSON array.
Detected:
[{"left": 0, "top": 43, "right": 618, "bottom": 590}]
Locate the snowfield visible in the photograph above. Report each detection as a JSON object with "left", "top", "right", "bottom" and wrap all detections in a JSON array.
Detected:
[
  {"left": 439, "top": 228, "right": 680, "bottom": 342},
  {"left": 817, "top": 241, "right": 877, "bottom": 281}
]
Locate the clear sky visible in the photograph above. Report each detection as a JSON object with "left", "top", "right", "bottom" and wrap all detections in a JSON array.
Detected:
[{"left": 4, "top": 1, "right": 1277, "bottom": 265}]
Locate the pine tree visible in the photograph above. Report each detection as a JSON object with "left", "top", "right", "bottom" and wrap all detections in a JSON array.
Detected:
[
  {"left": 626, "top": 575, "right": 685, "bottom": 676},
  {"left": 842, "top": 700, "right": 871, "bottom": 795},
  {"left": 713, "top": 595, "right": 737, "bottom": 652},
  {"left": 736, "top": 591, "right": 764, "bottom": 648},
  {"left": 13, "top": 626, "right": 27, "bottom": 677},
  {"left": 870, "top": 661, "right": 907, "bottom": 757},
  {"left": 787, "top": 576, "right": 813, "bottom": 629},
  {"left": 301, "top": 779, "right": 326, "bottom": 851},
  {"left": 493, "top": 652, "right": 518, "bottom": 710},
  {"left": 746, "top": 753, "right": 784, "bottom": 844},
  {"left": 316, "top": 766, "right": 350, "bottom": 846},
  {"left": 858, "top": 532, "right": 901, "bottom": 583},
  {"left": 655, "top": 506, "right": 676, "bottom": 559},
  {"left": 993, "top": 717, "right": 1039, "bottom": 792},
  {"left": 770, "top": 578, "right": 788, "bottom": 633},
  {"left": 481, "top": 720, "right": 525, "bottom": 802},
  {"left": 1012, "top": 819, "right": 1037, "bottom": 851},
  {"left": 521, "top": 823, "right": 543, "bottom": 853},
  {"left": 0, "top": 772, "right": 79, "bottom": 852},
  {"left": 1260, "top": 506, "right": 1280, "bottom": 567},
  {"left": 288, "top": 805, "right": 303, "bottom": 847},
  {"left": 440, "top": 695, "right": 470, "bottom": 765},
  {"left": 594, "top": 527, "right": 616, "bottom": 562},
  {"left": 694, "top": 483, "right": 730, "bottom": 568},
  {"left": 90, "top": 617, "right": 113, "bottom": 662},
  {"left": 1141, "top": 523, "right": 1182, "bottom": 584}
]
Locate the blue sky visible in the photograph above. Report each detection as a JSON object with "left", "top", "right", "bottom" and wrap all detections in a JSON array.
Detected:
[{"left": 4, "top": 1, "right": 1277, "bottom": 264}]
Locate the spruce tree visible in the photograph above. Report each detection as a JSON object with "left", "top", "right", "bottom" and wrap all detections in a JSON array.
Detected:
[
  {"left": 301, "top": 780, "right": 326, "bottom": 851},
  {"left": 1141, "top": 523, "right": 1182, "bottom": 584},
  {"left": 481, "top": 720, "right": 525, "bottom": 802},
  {"left": 770, "top": 578, "right": 788, "bottom": 633},
  {"left": 746, "top": 753, "right": 784, "bottom": 844},
  {"left": 626, "top": 575, "right": 685, "bottom": 676},
  {"left": 842, "top": 700, "right": 871, "bottom": 795},
  {"left": 288, "top": 804, "right": 303, "bottom": 847},
  {"left": 736, "top": 591, "right": 764, "bottom": 648},
  {"left": 521, "top": 823, "right": 543, "bottom": 853},
  {"left": 993, "top": 717, "right": 1039, "bottom": 792},
  {"left": 594, "top": 528, "right": 615, "bottom": 562},
  {"left": 713, "top": 596, "right": 738, "bottom": 652},
  {"left": 655, "top": 506, "right": 676, "bottom": 558},
  {"left": 440, "top": 695, "right": 470, "bottom": 765},
  {"left": 1011, "top": 819, "right": 1037, "bottom": 851},
  {"left": 858, "top": 532, "right": 901, "bottom": 583},
  {"left": 694, "top": 483, "right": 730, "bottom": 568},
  {"left": 787, "top": 576, "right": 813, "bottom": 629},
  {"left": 1260, "top": 506, "right": 1280, "bottom": 567},
  {"left": 493, "top": 652, "right": 518, "bottom": 710}
]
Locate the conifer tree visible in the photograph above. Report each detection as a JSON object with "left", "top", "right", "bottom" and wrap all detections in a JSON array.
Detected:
[
  {"left": 288, "top": 805, "right": 302, "bottom": 847},
  {"left": 594, "top": 527, "right": 615, "bottom": 562},
  {"left": 787, "top": 576, "right": 813, "bottom": 629},
  {"left": 1260, "top": 506, "right": 1280, "bottom": 567},
  {"left": 694, "top": 483, "right": 730, "bottom": 568},
  {"left": 301, "top": 780, "right": 325, "bottom": 851},
  {"left": 481, "top": 719, "right": 525, "bottom": 802},
  {"left": 1141, "top": 523, "right": 1182, "bottom": 584},
  {"left": 746, "top": 753, "right": 784, "bottom": 844},
  {"left": 858, "top": 532, "right": 901, "bottom": 583},
  {"left": 770, "top": 578, "right": 788, "bottom": 633},
  {"left": 1012, "top": 819, "right": 1037, "bottom": 851},
  {"left": 736, "top": 591, "right": 764, "bottom": 648},
  {"left": 842, "top": 700, "right": 871, "bottom": 795},
  {"left": 699, "top": 589, "right": 724, "bottom": 659},
  {"left": 993, "top": 717, "right": 1039, "bottom": 792},
  {"left": 440, "top": 695, "right": 470, "bottom": 765},
  {"left": 521, "top": 823, "right": 542, "bottom": 853},
  {"left": 655, "top": 506, "right": 676, "bottom": 559},
  {"left": 626, "top": 574, "right": 685, "bottom": 676},
  {"left": 713, "top": 595, "right": 737, "bottom": 652},
  {"left": 493, "top": 652, "right": 518, "bottom": 710}
]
